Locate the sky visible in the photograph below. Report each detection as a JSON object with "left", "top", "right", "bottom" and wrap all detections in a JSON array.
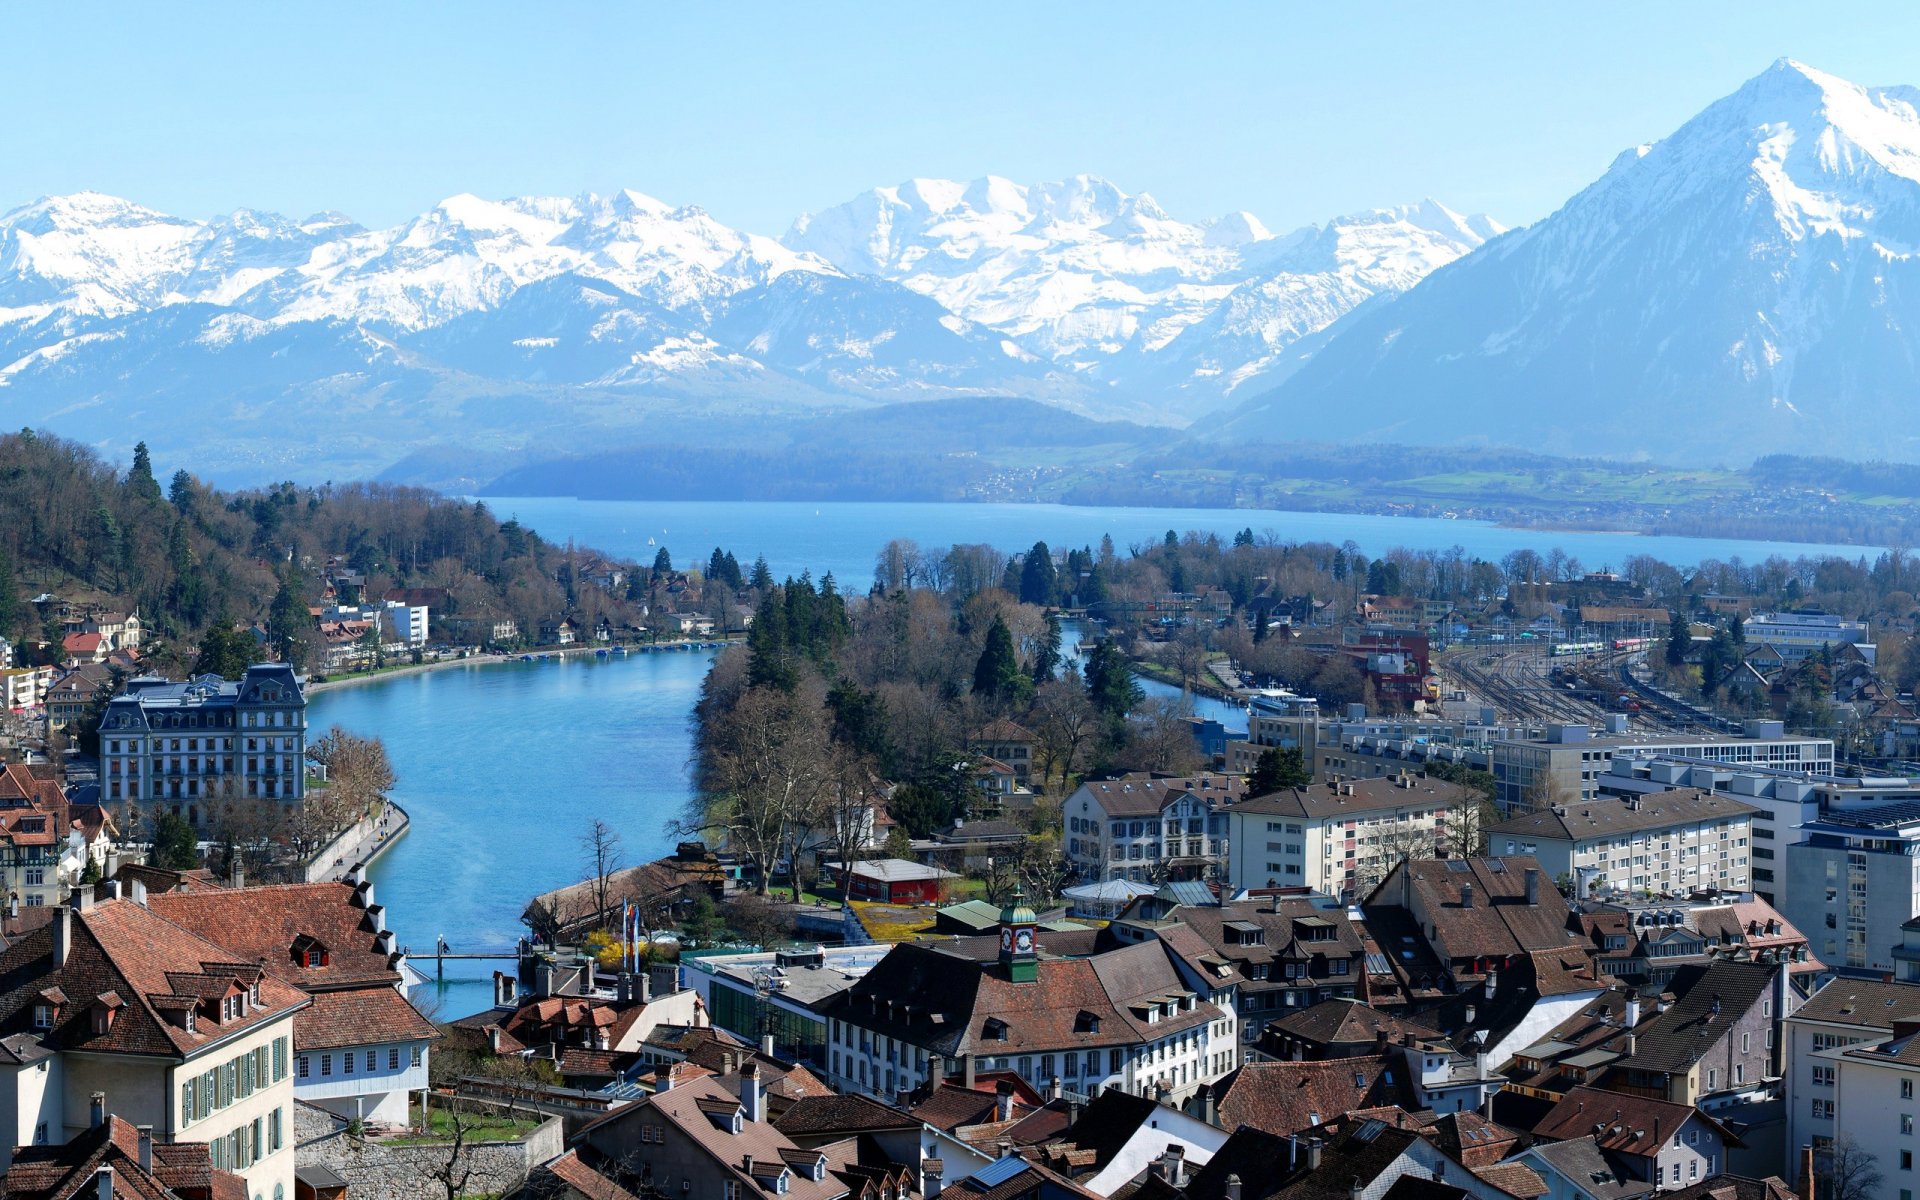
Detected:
[{"left": 4, "top": 4, "right": 1916, "bottom": 236}]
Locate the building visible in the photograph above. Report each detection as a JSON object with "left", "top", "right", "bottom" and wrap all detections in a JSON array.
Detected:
[
  {"left": 1222, "top": 773, "right": 1483, "bottom": 899},
  {"left": 1575, "top": 896, "right": 1817, "bottom": 988},
  {"left": 682, "top": 943, "right": 893, "bottom": 1069},
  {"left": 2, "top": 1112, "right": 251, "bottom": 1200},
  {"left": 1742, "top": 612, "right": 1874, "bottom": 664},
  {"left": 44, "top": 666, "right": 115, "bottom": 733},
  {"left": 0, "top": 891, "right": 300, "bottom": 1196},
  {"left": 1486, "top": 792, "right": 1757, "bottom": 898},
  {"left": 1063, "top": 774, "right": 1243, "bottom": 884},
  {"left": 973, "top": 721, "right": 1041, "bottom": 786},
  {"left": 1606, "top": 960, "right": 1788, "bottom": 1110},
  {"left": 140, "top": 871, "right": 434, "bottom": 1128},
  {"left": 379, "top": 600, "right": 429, "bottom": 649},
  {"left": 0, "top": 764, "right": 112, "bottom": 910},
  {"left": 1111, "top": 888, "right": 1363, "bottom": 1037},
  {"left": 839, "top": 859, "right": 959, "bottom": 905},
  {"left": 97, "top": 665, "right": 307, "bottom": 820},
  {"left": 79, "top": 612, "right": 142, "bottom": 653},
  {"left": 1532, "top": 1086, "right": 1732, "bottom": 1191},
  {"left": 1781, "top": 802, "right": 1920, "bottom": 972},
  {"left": 1488, "top": 725, "right": 1833, "bottom": 818},
  {"left": 820, "top": 900, "right": 1239, "bottom": 1105},
  {"left": 2, "top": 666, "right": 55, "bottom": 713},
  {"left": 1781, "top": 978, "right": 1920, "bottom": 1164}
]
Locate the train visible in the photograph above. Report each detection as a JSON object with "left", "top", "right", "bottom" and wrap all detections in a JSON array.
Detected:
[
  {"left": 1611, "top": 637, "right": 1651, "bottom": 651},
  {"left": 1549, "top": 641, "right": 1606, "bottom": 657}
]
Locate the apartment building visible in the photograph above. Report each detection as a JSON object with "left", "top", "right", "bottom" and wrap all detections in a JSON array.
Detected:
[
  {"left": 1221, "top": 773, "right": 1481, "bottom": 898},
  {"left": 1231, "top": 695, "right": 1513, "bottom": 779},
  {"left": 1489, "top": 723, "right": 1833, "bottom": 817},
  {"left": 1782, "top": 802, "right": 1920, "bottom": 972},
  {"left": 0, "top": 891, "right": 301, "bottom": 1197},
  {"left": 1784, "top": 979, "right": 1920, "bottom": 1175},
  {"left": 98, "top": 664, "right": 306, "bottom": 821},
  {"left": 1063, "top": 773, "right": 1243, "bottom": 884},
  {"left": 1485, "top": 791, "right": 1756, "bottom": 898},
  {"left": 1744, "top": 611, "right": 1874, "bottom": 663}
]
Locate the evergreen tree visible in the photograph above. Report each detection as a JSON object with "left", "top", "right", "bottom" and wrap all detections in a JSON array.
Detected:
[
  {"left": 0, "top": 545, "right": 18, "bottom": 644},
  {"left": 750, "top": 555, "right": 774, "bottom": 591},
  {"left": 1031, "top": 613, "right": 1061, "bottom": 685},
  {"left": 192, "top": 623, "right": 254, "bottom": 679},
  {"left": 1019, "top": 541, "right": 1058, "bottom": 606},
  {"left": 1233, "top": 527, "right": 1255, "bottom": 548},
  {"left": 1084, "top": 639, "right": 1142, "bottom": 724},
  {"left": 1666, "top": 611, "right": 1691, "bottom": 666},
  {"left": 707, "top": 547, "right": 729, "bottom": 584},
  {"left": 153, "top": 812, "right": 199, "bottom": 870},
  {"left": 1248, "top": 746, "right": 1312, "bottom": 796},
  {"left": 746, "top": 588, "right": 796, "bottom": 691},
  {"left": 722, "top": 551, "right": 743, "bottom": 590},
  {"left": 653, "top": 546, "right": 672, "bottom": 574},
  {"left": 168, "top": 469, "right": 195, "bottom": 512},
  {"left": 127, "top": 442, "right": 164, "bottom": 506},
  {"left": 972, "top": 615, "right": 1029, "bottom": 706},
  {"left": 267, "top": 573, "right": 313, "bottom": 669},
  {"left": 1731, "top": 615, "right": 1745, "bottom": 646}
]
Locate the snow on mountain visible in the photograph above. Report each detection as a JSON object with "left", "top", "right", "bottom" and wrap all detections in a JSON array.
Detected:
[
  {"left": 786, "top": 176, "right": 1498, "bottom": 417},
  {"left": 0, "top": 192, "right": 208, "bottom": 321},
  {"left": 1224, "top": 59, "right": 1920, "bottom": 462}
]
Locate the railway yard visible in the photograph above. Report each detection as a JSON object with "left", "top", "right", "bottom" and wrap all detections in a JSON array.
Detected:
[{"left": 1438, "top": 642, "right": 1732, "bottom": 734}]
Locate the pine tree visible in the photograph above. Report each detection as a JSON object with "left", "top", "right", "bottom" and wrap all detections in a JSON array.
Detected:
[
  {"left": 267, "top": 573, "right": 313, "bottom": 669},
  {"left": 1248, "top": 746, "right": 1312, "bottom": 796},
  {"left": 653, "top": 546, "right": 672, "bottom": 574},
  {"left": 127, "top": 442, "right": 164, "bottom": 505},
  {"left": 1666, "top": 611, "right": 1691, "bottom": 666},
  {"left": 1084, "top": 639, "right": 1142, "bottom": 724},
  {"left": 750, "top": 555, "right": 774, "bottom": 592},
  {"left": 1031, "top": 613, "right": 1061, "bottom": 685},
  {"left": 972, "top": 615, "right": 1029, "bottom": 706},
  {"left": 168, "top": 469, "right": 195, "bottom": 512},
  {"left": 153, "top": 812, "right": 199, "bottom": 870},
  {"left": 747, "top": 588, "right": 796, "bottom": 691},
  {"left": 1019, "top": 541, "right": 1058, "bottom": 606}
]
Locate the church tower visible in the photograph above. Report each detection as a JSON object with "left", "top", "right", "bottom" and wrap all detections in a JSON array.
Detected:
[{"left": 997, "top": 889, "right": 1038, "bottom": 983}]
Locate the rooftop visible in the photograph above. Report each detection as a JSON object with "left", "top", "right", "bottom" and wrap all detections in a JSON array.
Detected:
[{"left": 1488, "top": 791, "right": 1758, "bottom": 840}]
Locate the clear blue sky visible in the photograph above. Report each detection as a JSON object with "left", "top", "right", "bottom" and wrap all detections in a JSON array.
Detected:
[{"left": 5, "top": 4, "right": 1912, "bottom": 235}]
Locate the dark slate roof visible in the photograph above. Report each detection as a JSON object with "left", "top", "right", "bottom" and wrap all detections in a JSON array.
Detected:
[
  {"left": 1618, "top": 960, "right": 1776, "bottom": 1075},
  {"left": 1793, "top": 977, "right": 1920, "bottom": 1029},
  {"left": 1523, "top": 1136, "right": 1654, "bottom": 1200}
]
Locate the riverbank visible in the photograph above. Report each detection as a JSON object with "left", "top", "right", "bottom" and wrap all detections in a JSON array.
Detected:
[
  {"left": 306, "top": 638, "right": 740, "bottom": 696},
  {"left": 305, "top": 800, "right": 412, "bottom": 882}
]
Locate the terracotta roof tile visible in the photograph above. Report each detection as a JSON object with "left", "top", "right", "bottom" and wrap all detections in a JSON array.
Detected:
[
  {"left": 295, "top": 985, "right": 437, "bottom": 1050},
  {"left": 144, "top": 881, "right": 397, "bottom": 991}
]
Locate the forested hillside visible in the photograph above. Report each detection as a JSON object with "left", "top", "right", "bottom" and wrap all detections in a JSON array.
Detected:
[{"left": 0, "top": 429, "right": 625, "bottom": 671}]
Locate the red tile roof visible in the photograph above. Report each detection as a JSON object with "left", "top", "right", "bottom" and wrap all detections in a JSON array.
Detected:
[
  {"left": 145, "top": 880, "right": 398, "bottom": 990},
  {"left": 295, "top": 985, "right": 438, "bottom": 1050}
]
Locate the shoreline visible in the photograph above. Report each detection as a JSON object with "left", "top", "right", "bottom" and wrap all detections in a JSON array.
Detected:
[{"left": 307, "top": 639, "right": 738, "bottom": 696}]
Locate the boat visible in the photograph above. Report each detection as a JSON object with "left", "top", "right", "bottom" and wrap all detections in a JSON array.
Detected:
[{"left": 518, "top": 654, "right": 534, "bottom": 662}]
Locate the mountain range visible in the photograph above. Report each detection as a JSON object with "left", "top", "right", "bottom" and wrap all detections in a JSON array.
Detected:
[{"left": 3, "top": 58, "right": 1919, "bottom": 486}]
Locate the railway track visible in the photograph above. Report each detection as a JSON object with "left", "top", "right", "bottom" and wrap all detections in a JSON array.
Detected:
[{"left": 1439, "top": 644, "right": 1719, "bottom": 733}]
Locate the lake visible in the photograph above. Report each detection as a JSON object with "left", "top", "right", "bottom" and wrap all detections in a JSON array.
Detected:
[
  {"left": 480, "top": 497, "right": 1887, "bottom": 590},
  {"left": 326, "top": 496, "right": 1864, "bottom": 1015}
]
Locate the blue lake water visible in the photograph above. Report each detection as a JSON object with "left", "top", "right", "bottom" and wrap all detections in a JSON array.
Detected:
[
  {"left": 326, "top": 497, "right": 1876, "bottom": 1015},
  {"left": 480, "top": 497, "right": 1887, "bottom": 590}
]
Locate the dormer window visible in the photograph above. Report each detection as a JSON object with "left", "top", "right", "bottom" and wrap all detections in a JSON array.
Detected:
[
  {"left": 1074, "top": 1011, "right": 1101, "bottom": 1034},
  {"left": 984, "top": 1018, "right": 1009, "bottom": 1041},
  {"left": 291, "top": 935, "right": 330, "bottom": 969},
  {"left": 32, "top": 1005, "right": 52, "bottom": 1030}
]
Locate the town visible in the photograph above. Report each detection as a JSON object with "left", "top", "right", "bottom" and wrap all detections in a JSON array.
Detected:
[{"left": 9, "top": 435, "right": 1920, "bottom": 1200}]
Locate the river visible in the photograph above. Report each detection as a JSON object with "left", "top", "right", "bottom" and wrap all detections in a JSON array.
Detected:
[{"left": 319, "top": 496, "right": 1858, "bottom": 1016}]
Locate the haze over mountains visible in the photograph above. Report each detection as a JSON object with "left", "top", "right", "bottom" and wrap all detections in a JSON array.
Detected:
[{"left": 2, "top": 58, "right": 1919, "bottom": 486}]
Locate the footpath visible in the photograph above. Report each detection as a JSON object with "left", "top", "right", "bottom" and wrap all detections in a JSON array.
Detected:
[{"left": 309, "top": 800, "right": 411, "bottom": 882}]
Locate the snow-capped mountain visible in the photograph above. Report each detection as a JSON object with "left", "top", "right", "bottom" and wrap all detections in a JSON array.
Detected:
[
  {"left": 0, "top": 175, "right": 1492, "bottom": 476},
  {"left": 1224, "top": 59, "right": 1920, "bottom": 462},
  {"left": 785, "top": 176, "right": 1500, "bottom": 417}
]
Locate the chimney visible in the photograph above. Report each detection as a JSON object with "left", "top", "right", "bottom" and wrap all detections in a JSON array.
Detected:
[
  {"left": 487, "top": 1026, "right": 502, "bottom": 1054},
  {"left": 762, "top": 1033, "right": 775, "bottom": 1058},
  {"left": 494, "top": 971, "right": 516, "bottom": 1008},
  {"left": 1464, "top": 1004, "right": 1477, "bottom": 1026},
  {"left": 1227, "top": 1176, "right": 1244, "bottom": 1200},
  {"left": 72, "top": 888, "right": 94, "bottom": 913},
  {"left": 89, "top": 1092, "right": 105, "bottom": 1129},
  {"left": 650, "top": 960, "right": 678, "bottom": 999},
  {"left": 1485, "top": 967, "right": 1498, "bottom": 998},
  {"left": 741, "top": 1061, "right": 764, "bottom": 1123},
  {"left": 1375, "top": 1029, "right": 1389, "bottom": 1054},
  {"left": 1154, "top": 1080, "right": 1171, "bottom": 1105},
  {"left": 137, "top": 1126, "right": 152, "bottom": 1173},
  {"left": 129, "top": 879, "right": 147, "bottom": 908},
  {"left": 929, "top": 1053, "right": 945, "bottom": 1085},
  {"left": 1350, "top": 1179, "right": 1363, "bottom": 1200},
  {"left": 53, "top": 905, "right": 70, "bottom": 967},
  {"left": 1460, "top": 884, "right": 1474, "bottom": 909},
  {"left": 93, "top": 1169, "right": 112, "bottom": 1200},
  {"left": 1164, "top": 1145, "right": 1187, "bottom": 1188},
  {"left": 1625, "top": 993, "right": 1642, "bottom": 1029},
  {"left": 926, "top": 1161, "right": 945, "bottom": 1199},
  {"left": 105, "top": 880, "right": 121, "bottom": 901},
  {"left": 963, "top": 1054, "right": 977, "bottom": 1089},
  {"left": 617, "top": 973, "right": 634, "bottom": 1004},
  {"left": 1307, "top": 1138, "right": 1324, "bottom": 1170},
  {"left": 230, "top": 858, "right": 245, "bottom": 890},
  {"left": 1049, "top": 1076, "right": 1063, "bottom": 1103},
  {"left": 636, "top": 970, "right": 653, "bottom": 1005},
  {"left": 1525, "top": 868, "right": 1541, "bottom": 906},
  {"left": 995, "top": 1079, "right": 1015, "bottom": 1122}
]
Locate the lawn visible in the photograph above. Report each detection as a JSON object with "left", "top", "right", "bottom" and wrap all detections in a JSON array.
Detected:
[{"left": 384, "top": 1102, "right": 545, "bottom": 1146}]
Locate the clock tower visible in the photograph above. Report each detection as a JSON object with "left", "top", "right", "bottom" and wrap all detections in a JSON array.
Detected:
[{"left": 998, "top": 889, "right": 1038, "bottom": 983}]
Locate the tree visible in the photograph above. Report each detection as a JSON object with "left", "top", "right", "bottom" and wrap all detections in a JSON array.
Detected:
[
  {"left": 152, "top": 810, "right": 199, "bottom": 869},
  {"left": 1031, "top": 612, "right": 1062, "bottom": 685},
  {"left": 1018, "top": 541, "right": 1057, "bottom": 607},
  {"left": 652, "top": 546, "right": 672, "bottom": 574},
  {"left": 126, "top": 442, "right": 164, "bottom": 506},
  {"left": 267, "top": 572, "right": 315, "bottom": 670},
  {"left": 1818, "top": 1136, "right": 1884, "bottom": 1200},
  {"left": 1666, "top": 610, "right": 1691, "bottom": 667},
  {"left": 1248, "top": 746, "right": 1312, "bottom": 796},
  {"left": 1443, "top": 779, "right": 1501, "bottom": 856},
  {"left": 306, "top": 726, "right": 397, "bottom": 830},
  {"left": 579, "top": 818, "right": 625, "bottom": 932},
  {"left": 724, "top": 894, "right": 794, "bottom": 948},
  {"left": 1084, "top": 639, "right": 1142, "bottom": 726},
  {"left": 694, "top": 686, "right": 833, "bottom": 895},
  {"left": 192, "top": 622, "right": 254, "bottom": 679},
  {"left": 1032, "top": 677, "right": 1099, "bottom": 792},
  {"left": 972, "top": 615, "right": 1030, "bottom": 707}
]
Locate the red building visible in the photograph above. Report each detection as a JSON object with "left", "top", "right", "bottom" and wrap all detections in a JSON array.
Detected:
[{"left": 842, "top": 858, "right": 959, "bottom": 905}]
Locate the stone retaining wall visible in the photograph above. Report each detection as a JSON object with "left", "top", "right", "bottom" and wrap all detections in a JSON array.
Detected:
[{"left": 295, "top": 1099, "right": 563, "bottom": 1200}]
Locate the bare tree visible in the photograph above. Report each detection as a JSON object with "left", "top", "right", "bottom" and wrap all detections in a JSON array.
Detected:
[
  {"left": 1033, "top": 675, "right": 1098, "bottom": 793},
  {"left": 1444, "top": 784, "right": 1501, "bottom": 858},
  {"left": 1119, "top": 696, "right": 1204, "bottom": 774},
  {"left": 305, "top": 725, "right": 397, "bottom": 833},
  {"left": 692, "top": 685, "right": 834, "bottom": 896},
  {"left": 423, "top": 1095, "right": 476, "bottom": 1200},
  {"left": 580, "top": 818, "right": 625, "bottom": 932},
  {"left": 1818, "top": 1136, "right": 1884, "bottom": 1200}
]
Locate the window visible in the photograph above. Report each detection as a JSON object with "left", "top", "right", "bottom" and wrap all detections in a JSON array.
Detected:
[
  {"left": 1906, "top": 1079, "right": 1915, "bottom": 1100},
  {"left": 411, "top": 1046, "right": 422, "bottom": 1067},
  {"left": 343, "top": 1051, "right": 354, "bottom": 1074},
  {"left": 1904, "top": 1151, "right": 1914, "bottom": 1172},
  {"left": 269, "top": 1108, "right": 282, "bottom": 1153},
  {"left": 320, "top": 1054, "right": 332, "bottom": 1077},
  {"left": 1813, "top": 1099, "right": 1832, "bottom": 1119},
  {"left": 297, "top": 1056, "right": 310, "bottom": 1079},
  {"left": 390, "top": 1048, "right": 401, "bottom": 1070},
  {"left": 32, "top": 1005, "right": 52, "bottom": 1030},
  {"left": 1905, "top": 1114, "right": 1915, "bottom": 1136},
  {"left": 366, "top": 1050, "right": 376, "bottom": 1073},
  {"left": 1813, "top": 1066, "right": 1835, "bottom": 1086}
]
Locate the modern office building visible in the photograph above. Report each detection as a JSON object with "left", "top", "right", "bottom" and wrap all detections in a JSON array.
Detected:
[
  {"left": 1783, "top": 802, "right": 1920, "bottom": 973},
  {"left": 1489, "top": 723, "right": 1833, "bottom": 817}
]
